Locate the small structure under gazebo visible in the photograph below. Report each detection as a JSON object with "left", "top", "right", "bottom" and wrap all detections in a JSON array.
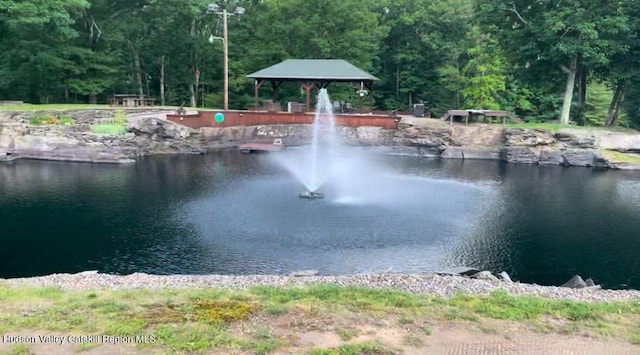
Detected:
[{"left": 246, "top": 59, "right": 378, "bottom": 113}]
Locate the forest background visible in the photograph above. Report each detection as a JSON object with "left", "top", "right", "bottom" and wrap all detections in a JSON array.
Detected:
[{"left": 2, "top": 0, "right": 640, "bottom": 127}]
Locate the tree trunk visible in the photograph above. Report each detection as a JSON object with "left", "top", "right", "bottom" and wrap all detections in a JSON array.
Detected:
[
  {"left": 189, "top": 85, "right": 196, "bottom": 107},
  {"left": 606, "top": 81, "right": 625, "bottom": 127},
  {"left": 127, "top": 40, "right": 144, "bottom": 99},
  {"left": 575, "top": 65, "right": 587, "bottom": 125},
  {"left": 559, "top": 54, "right": 578, "bottom": 125},
  {"left": 88, "top": 94, "right": 97, "bottom": 104},
  {"left": 395, "top": 43, "right": 400, "bottom": 99},
  {"left": 190, "top": 66, "right": 200, "bottom": 108},
  {"left": 160, "top": 55, "right": 165, "bottom": 106}
]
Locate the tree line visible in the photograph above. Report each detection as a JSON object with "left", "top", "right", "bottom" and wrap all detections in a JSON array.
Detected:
[{"left": 2, "top": 0, "right": 640, "bottom": 127}]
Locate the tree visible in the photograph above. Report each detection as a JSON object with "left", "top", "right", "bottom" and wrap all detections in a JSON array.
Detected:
[
  {"left": 477, "top": 0, "right": 628, "bottom": 124},
  {"left": 460, "top": 28, "right": 506, "bottom": 110},
  {"left": 0, "top": 0, "right": 89, "bottom": 102}
]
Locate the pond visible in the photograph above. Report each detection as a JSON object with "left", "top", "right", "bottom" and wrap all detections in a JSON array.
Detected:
[{"left": 1, "top": 150, "right": 639, "bottom": 289}]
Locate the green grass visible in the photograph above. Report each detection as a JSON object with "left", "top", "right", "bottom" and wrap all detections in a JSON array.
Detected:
[
  {"left": 0, "top": 104, "right": 112, "bottom": 111},
  {"left": 505, "top": 122, "right": 575, "bottom": 132},
  {"left": 336, "top": 327, "right": 359, "bottom": 341},
  {"left": 0, "top": 103, "right": 182, "bottom": 112},
  {"left": 1, "top": 284, "right": 640, "bottom": 353},
  {"left": 309, "top": 342, "right": 395, "bottom": 355},
  {"left": 601, "top": 150, "right": 640, "bottom": 166},
  {"left": 90, "top": 123, "right": 127, "bottom": 135}
]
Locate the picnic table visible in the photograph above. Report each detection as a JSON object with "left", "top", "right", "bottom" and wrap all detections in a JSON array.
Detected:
[
  {"left": 109, "top": 94, "right": 156, "bottom": 107},
  {"left": 440, "top": 110, "right": 522, "bottom": 125}
]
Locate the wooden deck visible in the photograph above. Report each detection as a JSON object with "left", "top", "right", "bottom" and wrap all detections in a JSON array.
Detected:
[
  {"left": 238, "top": 139, "right": 284, "bottom": 154},
  {"left": 238, "top": 143, "right": 284, "bottom": 154},
  {"left": 166, "top": 110, "right": 400, "bottom": 130}
]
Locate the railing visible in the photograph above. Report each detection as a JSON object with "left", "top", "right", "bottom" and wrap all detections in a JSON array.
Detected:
[{"left": 167, "top": 110, "right": 400, "bottom": 130}]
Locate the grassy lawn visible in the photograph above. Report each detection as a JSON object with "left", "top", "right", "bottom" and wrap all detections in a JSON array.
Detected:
[
  {"left": 601, "top": 150, "right": 640, "bottom": 165},
  {"left": 504, "top": 122, "right": 582, "bottom": 132},
  {"left": 505, "top": 122, "right": 639, "bottom": 134},
  {"left": 0, "top": 104, "right": 182, "bottom": 112},
  {"left": 0, "top": 104, "right": 113, "bottom": 111},
  {"left": 1, "top": 284, "right": 640, "bottom": 354}
]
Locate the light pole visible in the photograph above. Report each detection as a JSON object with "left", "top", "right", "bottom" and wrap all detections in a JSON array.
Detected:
[{"left": 207, "top": 3, "right": 244, "bottom": 111}]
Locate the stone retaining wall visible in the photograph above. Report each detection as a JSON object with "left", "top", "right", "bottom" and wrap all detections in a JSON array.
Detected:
[{"left": 1, "top": 110, "right": 640, "bottom": 169}]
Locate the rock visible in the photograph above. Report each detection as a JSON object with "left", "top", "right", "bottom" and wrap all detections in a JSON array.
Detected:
[
  {"left": 289, "top": 270, "right": 319, "bottom": 277},
  {"left": 435, "top": 266, "right": 480, "bottom": 277},
  {"left": 592, "top": 152, "right": 610, "bottom": 169},
  {"left": 560, "top": 150, "right": 597, "bottom": 167},
  {"left": 392, "top": 125, "right": 452, "bottom": 151},
  {"left": 599, "top": 134, "right": 640, "bottom": 152},
  {"left": 504, "top": 128, "right": 555, "bottom": 147},
  {"left": 538, "top": 150, "right": 565, "bottom": 165},
  {"left": 498, "top": 271, "right": 513, "bottom": 283},
  {"left": 356, "top": 126, "right": 386, "bottom": 145},
  {"left": 127, "top": 116, "right": 191, "bottom": 139},
  {"left": 585, "top": 278, "right": 596, "bottom": 287},
  {"left": 561, "top": 275, "right": 587, "bottom": 289},
  {"left": 440, "top": 147, "right": 464, "bottom": 159},
  {"left": 462, "top": 150, "right": 501, "bottom": 160},
  {"left": 470, "top": 270, "right": 500, "bottom": 281},
  {"left": 500, "top": 147, "right": 539, "bottom": 164},
  {"left": 608, "top": 162, "right": 640, "bottom": 170}
]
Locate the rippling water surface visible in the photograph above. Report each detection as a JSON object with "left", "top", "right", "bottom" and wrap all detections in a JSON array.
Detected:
[{"left": 1, "top": 150, "right": 639, "bottom": 289}]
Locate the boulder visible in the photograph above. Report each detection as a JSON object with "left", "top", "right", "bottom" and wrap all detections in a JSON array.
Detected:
[
  {"left": 127, "top": 116, "right": 191, "bottom": 139},
  {"left": 463, "top": 150, "right": 501, "bottom": 160},
  {"left": 560, "top": 150, "right": 597, "bottom": 167},
  {"left": 599, "top": 134, "right": 640, "bottom": 152},
  {"left": 435, "top": 266, "right": 480, "bottom": 277},
  {"left": 356, "top": 126, "right": 386, "bottom": 145},
  {"left": 470, "top": 270, "right": 500, "bottom": 281},
  {"left": 289, "top": 270, "right": 319, "bottom": 277},
  {"left": 538, "top": 150, "right": 565, "bottom": 165},
  {"left": 498, "top": 271, "right": 513, "bottom": 283},
  {"left": 504, "top": 128, "right": 555, "bottom": 147},
  {"left": 500, "top": 147, "right": 539, "bottom": 164},
  {"left": 440, "top": 147, "right": 464, "bottom": 159},
  {"left": 561, "top": 275, "right": 587, "bottom": 288}
]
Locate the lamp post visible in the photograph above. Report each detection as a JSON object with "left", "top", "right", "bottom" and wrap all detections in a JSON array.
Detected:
[{"left": 207, "top": 3, "right": 244, "bottom": 111}]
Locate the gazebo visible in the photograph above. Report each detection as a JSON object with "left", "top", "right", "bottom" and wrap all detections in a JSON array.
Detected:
[{"left": 246, "top": 59, "right": 378, "bottom": 113}]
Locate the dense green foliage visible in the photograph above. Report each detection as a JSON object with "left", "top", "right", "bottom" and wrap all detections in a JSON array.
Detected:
[{"left": 1, "top": 0, "right": 639, "bottom": 126}]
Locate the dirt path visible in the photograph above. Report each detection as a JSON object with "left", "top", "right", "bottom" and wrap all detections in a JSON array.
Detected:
[{"left": 2, "top": 320, "right": 638, "bottom": 354}]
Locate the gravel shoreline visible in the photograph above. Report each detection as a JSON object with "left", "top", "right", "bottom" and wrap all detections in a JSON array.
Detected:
[{"left": 2, "top": 272, "right": 640, "bottom": 303}]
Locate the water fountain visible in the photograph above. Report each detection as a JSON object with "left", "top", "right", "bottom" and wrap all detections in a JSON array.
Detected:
[
  {"left": 271, "top": 88, "right": 336, "bottom": 198},
  {"left": 273, "top": 88, "right": 393, "bottom": 203}
]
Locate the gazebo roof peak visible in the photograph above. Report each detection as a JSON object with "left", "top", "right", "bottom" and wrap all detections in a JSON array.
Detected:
[{"left": 247, "top": 59, "right": 378, "bottom": 81}]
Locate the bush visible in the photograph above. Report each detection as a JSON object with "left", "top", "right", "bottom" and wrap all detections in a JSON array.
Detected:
[
  {"left": 28, "top": 114, "right": 74, "bottom": 126},
  {"left": 90, "top": 111, "right": 128, "bottom": 135}
]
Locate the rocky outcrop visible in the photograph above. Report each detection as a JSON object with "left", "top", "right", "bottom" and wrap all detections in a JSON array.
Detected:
[
  {"left": 388, "top": 123, "right": 455, "bottom": 156},
  {"left": 599, "top": 134, "right": 640, "bottom": 152},
  {"left": 0, "top": 110, "right": 204, "bottom": 163},
  {"left": 501, "top": 128, "right": 613, "bottom": 167},
  {"left": 3, "top": 109, "right": 640, "bottom": 170}
]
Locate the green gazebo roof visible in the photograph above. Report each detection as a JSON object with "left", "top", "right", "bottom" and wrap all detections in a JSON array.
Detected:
[{"left": 247, "top": 59, "right": 378, "bottom": 81}]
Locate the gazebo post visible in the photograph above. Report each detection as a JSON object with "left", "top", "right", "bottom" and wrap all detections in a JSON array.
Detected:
[
  {"left": 367, "top": 81, "right": 374, "bottom": 113},
  {"left": 302, "top": 82, "right": 314, "bottom": 112},
  {"left": 270, "top": 80, "right": 278, "bottom": 103},
  {"left": 254, "top": 80, "right": 264, "bottom": 110}
]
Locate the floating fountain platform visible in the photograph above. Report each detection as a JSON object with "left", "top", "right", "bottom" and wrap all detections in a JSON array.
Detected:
[{"left": 298, "top": 191, "right": 324, "bottom": 199}]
